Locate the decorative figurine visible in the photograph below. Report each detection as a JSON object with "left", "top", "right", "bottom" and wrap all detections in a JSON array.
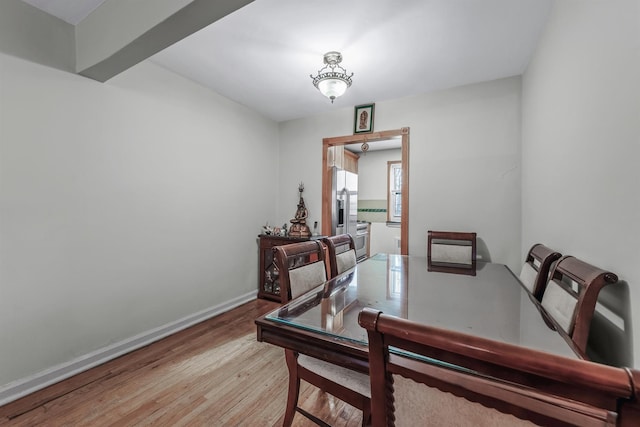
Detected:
[
  {"left": 288, "top": 183, "right": 311, "bottom": 238},
  {"left": 262, "top": 222, "right": 273, "bottom": 235}
]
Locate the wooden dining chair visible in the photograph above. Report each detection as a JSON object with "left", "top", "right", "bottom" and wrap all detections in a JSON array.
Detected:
[
  {"left": 427, "top": 230, "right": 477, "bottom": 276},
  {"left": 541, "top": 255, "right": 618, "bottom": 355},
  {"left": 519, "top": 243, "right": 562, "bottom": 301},
  {"left": 273, "top": 240, "right": 371, "bottom": 426},
  {"left": 358, "top": 308, "right": 617, "bottom": 427},
  {"left": 273, "top": 240, "right": 328, "bottom": 304},
  {"left": 323, "top": 234, "right": 357, "bottom": 278}
]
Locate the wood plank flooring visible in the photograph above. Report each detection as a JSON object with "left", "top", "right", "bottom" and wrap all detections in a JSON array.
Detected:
[{"left": 0, "top": 299, "right": 363, "bottom": 426}]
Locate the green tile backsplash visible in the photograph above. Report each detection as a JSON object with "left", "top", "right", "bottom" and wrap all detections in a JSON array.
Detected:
[{"left": 358, "top": 199, "right": 387, "bottom": 223}]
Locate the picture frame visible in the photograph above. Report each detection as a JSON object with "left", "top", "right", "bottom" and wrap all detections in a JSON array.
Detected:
[{"left": 354, "top": 103, "right": 375, "bottom": 134}]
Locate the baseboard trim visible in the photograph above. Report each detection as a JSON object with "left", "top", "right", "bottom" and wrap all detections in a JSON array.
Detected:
[{"left": 0, "top": 291, "right": 257, "bottom": 406}]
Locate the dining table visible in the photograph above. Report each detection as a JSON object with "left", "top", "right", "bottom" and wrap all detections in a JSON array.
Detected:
[{"left": 255, "top": 253, "right": 640, "bottom": 425}]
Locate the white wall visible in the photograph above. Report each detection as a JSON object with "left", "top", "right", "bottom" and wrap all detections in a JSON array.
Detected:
[
  {"left": 0, "top": 53, "right": 279, "bottom": 389},
  {"left": 278, "top": 77, "right": 523, "bottom": 271},
  {"left": 522, "top": 0, "right": 640, "bottom": 366},
  {"left": 358, "top": 148, "right": 401, "bottom": 200}
]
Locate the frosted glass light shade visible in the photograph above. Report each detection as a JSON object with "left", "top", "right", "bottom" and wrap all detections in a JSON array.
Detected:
[{"left": 318, "top": 78, "right": 348, "bottom": 100}]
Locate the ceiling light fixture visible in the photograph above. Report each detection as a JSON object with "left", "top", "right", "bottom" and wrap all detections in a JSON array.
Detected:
[{"left": 310, "top": 51, "right": 353, "bottom": 103}]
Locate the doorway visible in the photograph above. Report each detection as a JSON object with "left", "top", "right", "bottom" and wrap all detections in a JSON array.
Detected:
[{"left": 321, "top": 128, "right": 409, "bottom": 255}]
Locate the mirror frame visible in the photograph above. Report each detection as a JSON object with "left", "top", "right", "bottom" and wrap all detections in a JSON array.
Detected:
[{"left": 322, "top": 127, "right": 409, "bottom": 255}]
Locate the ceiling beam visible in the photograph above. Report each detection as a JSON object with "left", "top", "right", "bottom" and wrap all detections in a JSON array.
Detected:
[
  {"left": 0, "top": 0, "right": 75, "bottom": 73},
  {"left": 76, "top": 0, "right": 254, "bottom": 82}
]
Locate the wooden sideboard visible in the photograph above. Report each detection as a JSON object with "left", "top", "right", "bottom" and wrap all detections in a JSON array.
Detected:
[{"left": 257, "top": 234, "right": 313, "bottom": 301}]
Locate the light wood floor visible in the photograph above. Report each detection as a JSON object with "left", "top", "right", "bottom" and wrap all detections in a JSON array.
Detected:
[{"left": 0, "top": 299, "right": 363, "bottom": 426}]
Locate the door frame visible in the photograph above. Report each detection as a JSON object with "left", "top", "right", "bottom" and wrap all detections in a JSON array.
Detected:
[{"left": 321, "top": 127, "right": 409, "bottom": 255}]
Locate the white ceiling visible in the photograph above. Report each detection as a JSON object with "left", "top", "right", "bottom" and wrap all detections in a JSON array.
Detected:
[
  {"left": 21, "top": 0, "right": 552, "bottom": 123},
  {"left": 347, "top": 138, "right": 402, "bottom": 153}
]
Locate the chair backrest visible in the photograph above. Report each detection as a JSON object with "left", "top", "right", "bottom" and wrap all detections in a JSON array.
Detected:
[
  {"left": 519, "top": 243, "right": 562, "bottom": 301},
  {"left": 358, "top": 308, "right": 618, "bottom": 427},
  {"left": 541, "top": 255, "right": 618, "bottom": 354},
  {"left": 427, "top": 230, "right": 477, "bottom": 276},
  {"left": 273, "top": 240, "right": 327, "bottom": 303},
  {"left": 323, "top": 234, "right": 357, "bottom": 278}
]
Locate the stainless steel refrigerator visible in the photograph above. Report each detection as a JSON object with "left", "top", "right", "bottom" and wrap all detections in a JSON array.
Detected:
[{"left": 332, "top": 167, "right": 358, "bottom": 237}]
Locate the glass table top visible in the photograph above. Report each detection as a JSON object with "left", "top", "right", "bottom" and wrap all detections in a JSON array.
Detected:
[{"left": 266, "top": 253, "right": 578, "bottom": 359}]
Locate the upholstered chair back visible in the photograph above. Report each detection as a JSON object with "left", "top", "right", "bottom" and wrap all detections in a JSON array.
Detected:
[
  {"left": 519, "top": 243, "right": 562, "bottom": 301},
  {"left": 273, "top": 240, "right": 327, "bottom": 303},
  {"left": 323, "top": 234, "right": 357, "bottom": 278},
  {"left": 541, "top": 256, "right": 618, "bottom": 354},
  {"left": 427, "top": 230, "right": 477, "bottom": 276},
  {"left": 359, "top": 308, "right": 618, "bottom": 427}
]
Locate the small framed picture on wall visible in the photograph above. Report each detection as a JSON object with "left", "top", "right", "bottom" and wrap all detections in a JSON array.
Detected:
[{"left": 354, "top": 103, "right": 375, "bottom": 134}]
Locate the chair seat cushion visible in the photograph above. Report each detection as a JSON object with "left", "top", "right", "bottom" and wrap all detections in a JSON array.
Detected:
[{"left": 298, "top": 354, "right": 370, "bottom": 398}]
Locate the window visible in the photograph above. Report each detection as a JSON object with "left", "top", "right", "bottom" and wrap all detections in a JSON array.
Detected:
[{"left": 387, "top": 161, "right": 402, "bottom": 223}]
